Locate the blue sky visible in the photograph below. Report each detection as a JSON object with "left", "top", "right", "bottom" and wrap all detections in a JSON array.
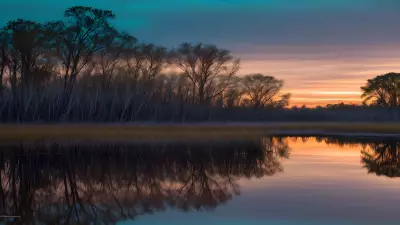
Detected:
[
  {"left": 1, "top": 0, "right": 399, "bottom": 47},
  {"left": 1, "top": 0, "right": 400, "bottom": 106}
]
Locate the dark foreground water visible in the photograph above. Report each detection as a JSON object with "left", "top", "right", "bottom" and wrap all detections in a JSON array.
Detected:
[{"left": 0, "top": 136, "right": 399, "bottom": 225}]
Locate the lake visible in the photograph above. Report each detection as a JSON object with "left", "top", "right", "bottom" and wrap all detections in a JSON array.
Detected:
[{"left": 0, "top": 136, "right": 399, "bottom": 224}]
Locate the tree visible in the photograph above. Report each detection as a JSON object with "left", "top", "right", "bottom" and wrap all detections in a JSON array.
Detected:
[
  {"left": 0, "top": 5, "right": 304, "bottom": 122},
  {"left": 361, "top": 72, "right": 400, "bottom": 107},
  {"left": 89, "top": 32, "right": 137, "bottom": 90},
  {"left": 241, "top": 74, "right": 291, "bottom": 108},
  {"left": 0, "top": 31, "right": 9, "bottom": 93},
  {"left": 172, "top": 43, "right": 240, "bottom": 104},
  {"left": 138, "top": 43, "right": 170, "bottom": 81},
  {"left": 2, "top": 19, "right": 53, "bottom": 110},
  {"left": 51, "top": 6, "right": 117, "bottom": 100},
  {"left": 219, "top": 75, "right": 242, "bottom": 108}
]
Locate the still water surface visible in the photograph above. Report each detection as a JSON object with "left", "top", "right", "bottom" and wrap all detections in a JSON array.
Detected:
[{"left": 0, "top": 136, "right": 399, "bottom": 224}]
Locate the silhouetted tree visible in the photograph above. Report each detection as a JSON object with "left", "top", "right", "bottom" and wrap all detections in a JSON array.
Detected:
[
  {"left": 241, "top": 74, "right": 291, "bottom": 108},
  {"left": 361, "top": 72, "right": 400, "bottom": 107},
  {"left": 0, "top": 30, "right": 9, "bottom": 93},
  {"left": 172, "top": 43, "right": 240, "bottom": 104},
  {"left": 51, "top": 6, "right": 117, "bottom": 104},
  {"left": 88, "top": 32, "right": 136, "bottom": 90},
  {"left": 0, "top": 5, "right": 389, "bottom": 123},
  {"left": 4, "top": 19, "right": 51, "bottom": 88},
  {"left": 219, "top": 75, "right": 242, "bottom": 108}
]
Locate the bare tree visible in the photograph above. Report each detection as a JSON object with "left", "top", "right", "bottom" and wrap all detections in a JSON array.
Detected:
[
  {"left": 121, "top": 43, "right": 170, "bottom": 83},
  {"left": 0, "top": 5, "right": 305, "bottom": 123},
  {"left": 241, "top": 74, "right": 291, "bottom": 108},
  {"left": 139, "top": 44, "right": 170, "bottom": 81},
  {"left": 90, "top": 32, "right": 137, "bottom": 90},
  {"left": 172, "top": 43, "right": 240, "bottom": 104},
  {"left": 219, "top": 75, "right": 242, "bottom": 108},
  {"left": 50, "top": 6, "right": 117, "bottom": 101},
  {"left": 0, "top": 31, "right": 9, "bottom": 93}
]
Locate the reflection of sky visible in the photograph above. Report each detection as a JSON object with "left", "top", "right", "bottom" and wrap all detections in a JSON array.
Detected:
[
  {"left": 1, "top": 0, "right": 400, "bottom": 106},
  {"left": 120, "top": 137, "right": 400, "bottom": 225}
]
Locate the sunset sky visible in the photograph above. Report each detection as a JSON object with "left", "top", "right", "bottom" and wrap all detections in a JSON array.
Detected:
[{"left": 1, "top": 0, "right": 400, "bottom": 106}]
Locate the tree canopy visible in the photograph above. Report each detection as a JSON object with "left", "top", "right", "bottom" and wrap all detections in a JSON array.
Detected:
[
  {"left": 241, "top": 74, "right": 290, "bottom": 108},
  {"left": 361, "top": 72, "right": 400, "bottom": 107}
]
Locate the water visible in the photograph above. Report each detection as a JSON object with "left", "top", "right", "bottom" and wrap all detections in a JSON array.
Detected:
[{"left": 0, "top": 136, "right": 399, "bottom": 224}]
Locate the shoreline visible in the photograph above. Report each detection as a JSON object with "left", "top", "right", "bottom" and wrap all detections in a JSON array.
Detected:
[{"left": 0, "top": 122, "right": 399, "bottom": 141}]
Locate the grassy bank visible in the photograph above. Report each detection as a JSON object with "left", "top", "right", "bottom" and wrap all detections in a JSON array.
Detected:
[{"left": 0, "top": 122, "right": 400, "bottom": 141}]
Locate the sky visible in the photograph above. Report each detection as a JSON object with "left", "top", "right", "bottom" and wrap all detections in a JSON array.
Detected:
[{"left": 1, "top": 0, "right": 400, "bottom": 106}]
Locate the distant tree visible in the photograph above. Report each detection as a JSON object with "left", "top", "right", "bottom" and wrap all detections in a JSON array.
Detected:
[
  {"left": 241, "top": 74, "right": 291, "bottom": 108},
  {"left": 0, "top": 31, "right": 9, "bottom": 93},
  {"left": 273, "top": 93, "right": 292, "bottom": 108},
  {"left": 89, "top": 32, "right": 137, "bottom": 90},
  {"left": 361, "top": 72, "right": 400, "bottom": 107},
  {"left": 325, "top": 102, "right": 352, "bottom": 109},
  {"left": 119, "top": 41, "right": 170, "bottom": 85},
  {"left": 172, "top": 43, "right": 240, "bottom": 104},
  {"left": 137, "top": 44, "right": 170, "bottom": 81},
  {"left": 220, "top": 75, "right": 242, "bottom": 108}
]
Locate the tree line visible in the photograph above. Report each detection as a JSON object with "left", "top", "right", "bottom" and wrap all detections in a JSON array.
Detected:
[
  {"left": 0, "top": 5, "right": 398, "bottom": 122},
  {"left": 0, "top": 6, "right": 292, "bottom": 122}
]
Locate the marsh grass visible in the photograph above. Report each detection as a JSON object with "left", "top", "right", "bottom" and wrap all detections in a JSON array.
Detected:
[{"left": 0, "top": 122, "right": 400, "bottom": 141}]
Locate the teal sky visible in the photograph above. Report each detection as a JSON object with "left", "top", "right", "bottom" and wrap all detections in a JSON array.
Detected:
[
  {"left": 0, "top": 0, "right": 399, "bottom": 47},
  {"left": 1, "top": 0, "right": 400, "bottom": 106}
]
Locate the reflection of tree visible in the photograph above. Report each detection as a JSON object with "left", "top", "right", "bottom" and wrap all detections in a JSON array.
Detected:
[
  {"left": 0, "top": 138, "right": 289, "bottom": 224},
  {"left": 261, "top": 137, "right": 289, "bottom": 176},
  {"left": 361, "top": 142, "right": 400, "bottom": 178},
  {"left": 289, "top": 135, "right": 400, "bottom": 178}
]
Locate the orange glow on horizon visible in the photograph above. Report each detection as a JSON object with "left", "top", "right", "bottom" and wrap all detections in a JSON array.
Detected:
[{"left": 236, "top": 45, "right": 400, "bottom": 107}]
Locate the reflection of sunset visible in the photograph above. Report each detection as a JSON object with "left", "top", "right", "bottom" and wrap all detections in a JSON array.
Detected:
[
  {"left": 0, "top": 140, "right": 288, "bottom": 223},
  {"left": 240, "top": 137, "right": 400, "bottom": 191},
  {"left": 286, "top": 137, "right": 362, "bottom": 157}
]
